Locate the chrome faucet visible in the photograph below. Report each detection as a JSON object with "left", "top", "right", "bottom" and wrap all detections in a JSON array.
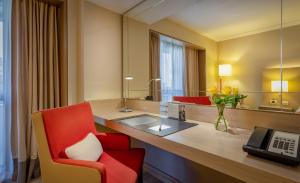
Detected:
[{"left": 179, "top": 104, "right": 186, "bottom": 121}]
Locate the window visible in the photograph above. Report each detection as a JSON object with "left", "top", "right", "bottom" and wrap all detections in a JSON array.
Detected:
[
  {"left": 0, "top": 5, "right": 5, "bottom": 181},
  {"left": 0, "top": 0, "right": 13, "bottom": 180},
  {"left": 0, "top": 21, "right": 3, "bottom": 101},
  {"left": 160, "top": 35, "right": 185, "bottom": 103}
]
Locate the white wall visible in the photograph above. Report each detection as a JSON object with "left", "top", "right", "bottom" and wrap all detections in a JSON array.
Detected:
[
  {"left": 218, "top": 25, "right": 300, "bottom": 108},
  {"left": 67, "top": 0, "right": 81, "bottom": 104},
  {"left": 123, "top": 18, "right": 150, "bottom": 98},
  {"left": 67, "top": 0, "right": 122, "bottom": 103},
  {"left": 82, "top": 1, "right": 122, "bottom": 101}
]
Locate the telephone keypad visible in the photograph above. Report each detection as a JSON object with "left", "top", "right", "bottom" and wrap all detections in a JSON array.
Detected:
[
  {"left": 273, "top": 139, "right": 279, "bottom": 148},
  {"left": 244, "top": 127, "right": 300, "bottom": 165},
  {"left": 268, "top": 131, "right": 299, "bottom": 158}
]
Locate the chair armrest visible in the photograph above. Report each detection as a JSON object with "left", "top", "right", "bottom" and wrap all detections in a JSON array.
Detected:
[
  {"left": 95, "top": 132, "right": 130, "bottom": 150},
  {"left": 54, "top": 158, "right": 106, "bottom": 183},
  {"left": 54, "top": 158, "right": 106, "bottom": 174}
]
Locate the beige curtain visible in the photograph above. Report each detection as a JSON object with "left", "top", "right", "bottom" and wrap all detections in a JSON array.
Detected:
[
  {"left": 185, "top": 47, "right": 206, "bottom": 96},
  {"left": 149, "top": 31, "right": 161, "bottom": 101},
  {"left": 11, "top": 0, "right": 66, "bottom": 182}
]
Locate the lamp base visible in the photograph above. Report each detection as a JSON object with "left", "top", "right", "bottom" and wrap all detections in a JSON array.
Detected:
[{"left": 119, "top": 107, "right": 133, "bottom": 112}]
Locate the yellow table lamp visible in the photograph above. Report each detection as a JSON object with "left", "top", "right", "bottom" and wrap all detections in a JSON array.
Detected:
[
  {"left": 219, "top": 64, "right": 232, "bottom": 92},
  {"left": 271, "top": 80, "right": 288, "bottom": 92}
]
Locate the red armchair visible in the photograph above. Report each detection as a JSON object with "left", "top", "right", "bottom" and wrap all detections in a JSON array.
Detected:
[
  {"left": 32, "top": 103, "right": 145, "bottom": 183},
  {"left": 173, "top": 96, "right": 212, "bottom": 105}
]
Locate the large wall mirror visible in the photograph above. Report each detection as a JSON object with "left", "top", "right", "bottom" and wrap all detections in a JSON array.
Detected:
[{"left": 122, "top": 0, "right": 300, "bottom": 113}]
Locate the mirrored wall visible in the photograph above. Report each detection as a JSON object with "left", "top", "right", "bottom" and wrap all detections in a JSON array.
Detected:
[{"left": 122, "top": 0, "right": 300, "bottom": 113}]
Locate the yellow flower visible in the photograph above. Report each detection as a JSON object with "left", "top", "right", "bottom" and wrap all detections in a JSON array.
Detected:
[
  {"left": 233, "top": 87, "right": 239, "bottom": 95},
  {"left": 222, "top": 86, "right": 232, "bottom": 95},
  {"left": 208, "top": 86, "right": 218, "bottom": 96}
]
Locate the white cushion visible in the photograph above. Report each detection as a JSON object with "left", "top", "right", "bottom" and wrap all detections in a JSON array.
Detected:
[{"left": 65, "top": 133, "right": 103, "bottom": 161}]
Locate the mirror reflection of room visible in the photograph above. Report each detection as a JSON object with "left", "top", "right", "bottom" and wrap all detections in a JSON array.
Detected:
[
  {"left": 123, "top": 0, "right": 300, "bottom": 113},
  {"left": 148, "top": 31, "right": 206, "bottom": 104},
  {"left": 2, "top": 1, "right": 300, "bottom": 183}
]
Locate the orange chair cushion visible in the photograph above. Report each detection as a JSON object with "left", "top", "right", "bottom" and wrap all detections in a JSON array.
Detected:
[
  {"left": 98, "top": 149, "right": 145, "bottom": 183},
  {"left": 104, "top": 148, "right": 145, "bottom": 175},
  {"left": 42, "top": 103, "right": 97, "bottom": 159},
  {"left": 173, "top": 96, "right": 212, "bottom": 105}
]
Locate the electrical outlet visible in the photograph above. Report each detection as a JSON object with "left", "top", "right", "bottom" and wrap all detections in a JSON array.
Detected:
[
  {"left": 282, "top": 100, "right": 289, "bottom": 106},
  {"left": 270, "top": 99, "right": 278, "bottom": 104}
]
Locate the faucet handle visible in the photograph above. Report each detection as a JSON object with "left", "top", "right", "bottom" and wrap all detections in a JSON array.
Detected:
[{"left": 179, "top": 104, "right": 186, "bottom": 121}]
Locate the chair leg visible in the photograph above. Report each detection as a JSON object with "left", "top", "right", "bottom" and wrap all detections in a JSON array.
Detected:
[{"left": 138, "top": 168, "right": 143, "bottom": 183}]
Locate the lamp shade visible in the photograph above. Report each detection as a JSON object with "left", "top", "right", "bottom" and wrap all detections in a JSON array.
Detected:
[
  {"left": 124, "top": 76, "right": 134, "bottom": 80},
  {"left": 219, "top": 64, "right": 232, "bottom": 76},
  {"left": 150, "top": 78, "right": 160, "bottom": 82},
  {"left": 271, "top": 80, "right": 288, "bottom": 92}
]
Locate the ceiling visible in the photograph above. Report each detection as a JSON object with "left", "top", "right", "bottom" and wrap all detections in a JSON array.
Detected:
[
  {"left": 87, "top": 0, "right": 144, "bottom": 14},
  {"left": 124, "top": 0, "right": 200, "bottom": 24},
  {"left": 88, "top": 0, "right": 300, "bottom": 41},
  {"left": 88, "top": 0, "right": 200, "bottom": 24},
  {"left": 170, "top": 0, "right": 300, "bottom": 41}
]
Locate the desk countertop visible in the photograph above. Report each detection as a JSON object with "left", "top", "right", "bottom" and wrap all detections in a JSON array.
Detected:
[{"left": 92, "top": 106, "right": 300, "bottom": 183}]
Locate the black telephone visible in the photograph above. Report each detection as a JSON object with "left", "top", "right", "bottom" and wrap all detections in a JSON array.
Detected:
[{"left": 243, "top": 127, "right": 300, "bottom": 166}]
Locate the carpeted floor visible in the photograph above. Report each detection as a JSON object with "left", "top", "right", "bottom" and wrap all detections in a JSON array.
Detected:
[{"left": 28, "top": 170, "right": 164, "bottom": 183}]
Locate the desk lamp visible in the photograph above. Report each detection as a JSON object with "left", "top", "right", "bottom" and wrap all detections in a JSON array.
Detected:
[{"left": 120, "top": 76, "right": 134, "bottom": 112}]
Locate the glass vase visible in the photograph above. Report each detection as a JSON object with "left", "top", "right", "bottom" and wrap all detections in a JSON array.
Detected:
[{"left": 215, "top": 104, "right": 228, "bottom": 132}]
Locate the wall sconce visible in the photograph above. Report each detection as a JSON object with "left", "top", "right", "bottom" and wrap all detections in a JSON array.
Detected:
[
  {"left": 120, "top": 76, "right": 134, "bottom": 112},
  {"left": 146, "top": 78, "right": 161, "bottom": 101},
  {"left": 153, "top": 78, "right": 161, "bottom": 82},
  {"left": 124, "top": 76, "right": 134, "bottom": 80},
  {"left": 271, "top": 80, "right": 288, "bottom": 92},
  {"left": 218, "top": 64, "right": 232, "bottom": 92},
  {"left": 149, "top": 78, "right": 161, "bottom": 86}
]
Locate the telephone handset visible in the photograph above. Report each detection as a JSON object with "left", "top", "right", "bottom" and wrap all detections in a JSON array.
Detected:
[{"left": 243, "top": 127, "right": 300, "bottom": 166}]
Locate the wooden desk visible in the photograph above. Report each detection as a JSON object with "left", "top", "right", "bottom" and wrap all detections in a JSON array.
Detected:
[{"left": 92, "top": 108, "right": 300, "bottom": 183}]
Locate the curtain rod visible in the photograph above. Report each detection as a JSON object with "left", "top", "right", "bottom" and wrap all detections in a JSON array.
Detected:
[
  {"left": 36, "top": 0, "right": 64, "bottom": 6},
  {"left": 150, "top": 29, "right": 205, "bottom": 51}
]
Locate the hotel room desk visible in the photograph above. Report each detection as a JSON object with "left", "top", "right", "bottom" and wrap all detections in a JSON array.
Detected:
[{"left": 92, "top": 109, "right": 300, "bottom": 183}]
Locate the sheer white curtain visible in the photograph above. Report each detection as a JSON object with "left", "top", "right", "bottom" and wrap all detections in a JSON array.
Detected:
[
  {"left": 160, "top": 35, "right": 185, "bottom": 103},
  {"left": 0, "top": 0, "right": 13, "bottom": 182}
]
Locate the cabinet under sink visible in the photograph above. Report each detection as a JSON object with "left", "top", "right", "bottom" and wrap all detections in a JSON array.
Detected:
[{"left": 115, "top": 114, "right": 197, "bottom": 137}]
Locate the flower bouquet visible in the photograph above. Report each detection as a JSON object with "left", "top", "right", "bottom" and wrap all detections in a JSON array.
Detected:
[{"left": 209, "top": 86, "right": 247, "bottom": 131}]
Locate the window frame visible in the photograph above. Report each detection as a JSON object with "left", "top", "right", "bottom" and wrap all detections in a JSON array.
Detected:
[
  {"left": 0, "top": 20, "right": 3, "bottom": 102},
  {"left": 159, "top": 36, "right": 185, "bottom": 103}
]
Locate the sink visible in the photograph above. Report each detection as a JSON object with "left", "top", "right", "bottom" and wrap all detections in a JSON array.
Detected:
[
  {"left": 148, "top": 124, "right": 171, "bottom": 131},
  {"left": 116, "top": 114, "right": 197, "bottom": 137},
  {"left": 119, "top": 115, "right": 159, "bottom": 126}
]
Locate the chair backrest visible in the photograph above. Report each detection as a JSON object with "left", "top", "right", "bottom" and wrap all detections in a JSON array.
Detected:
[
  {"left": 173, "top": 96, "right": 212, "bottom": 105},
  {"left": 41, "top": 102, "right": 97, "bottom": 159},
  {"left": 32, "top": 112, "right": 54, "bottom": 183}
]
